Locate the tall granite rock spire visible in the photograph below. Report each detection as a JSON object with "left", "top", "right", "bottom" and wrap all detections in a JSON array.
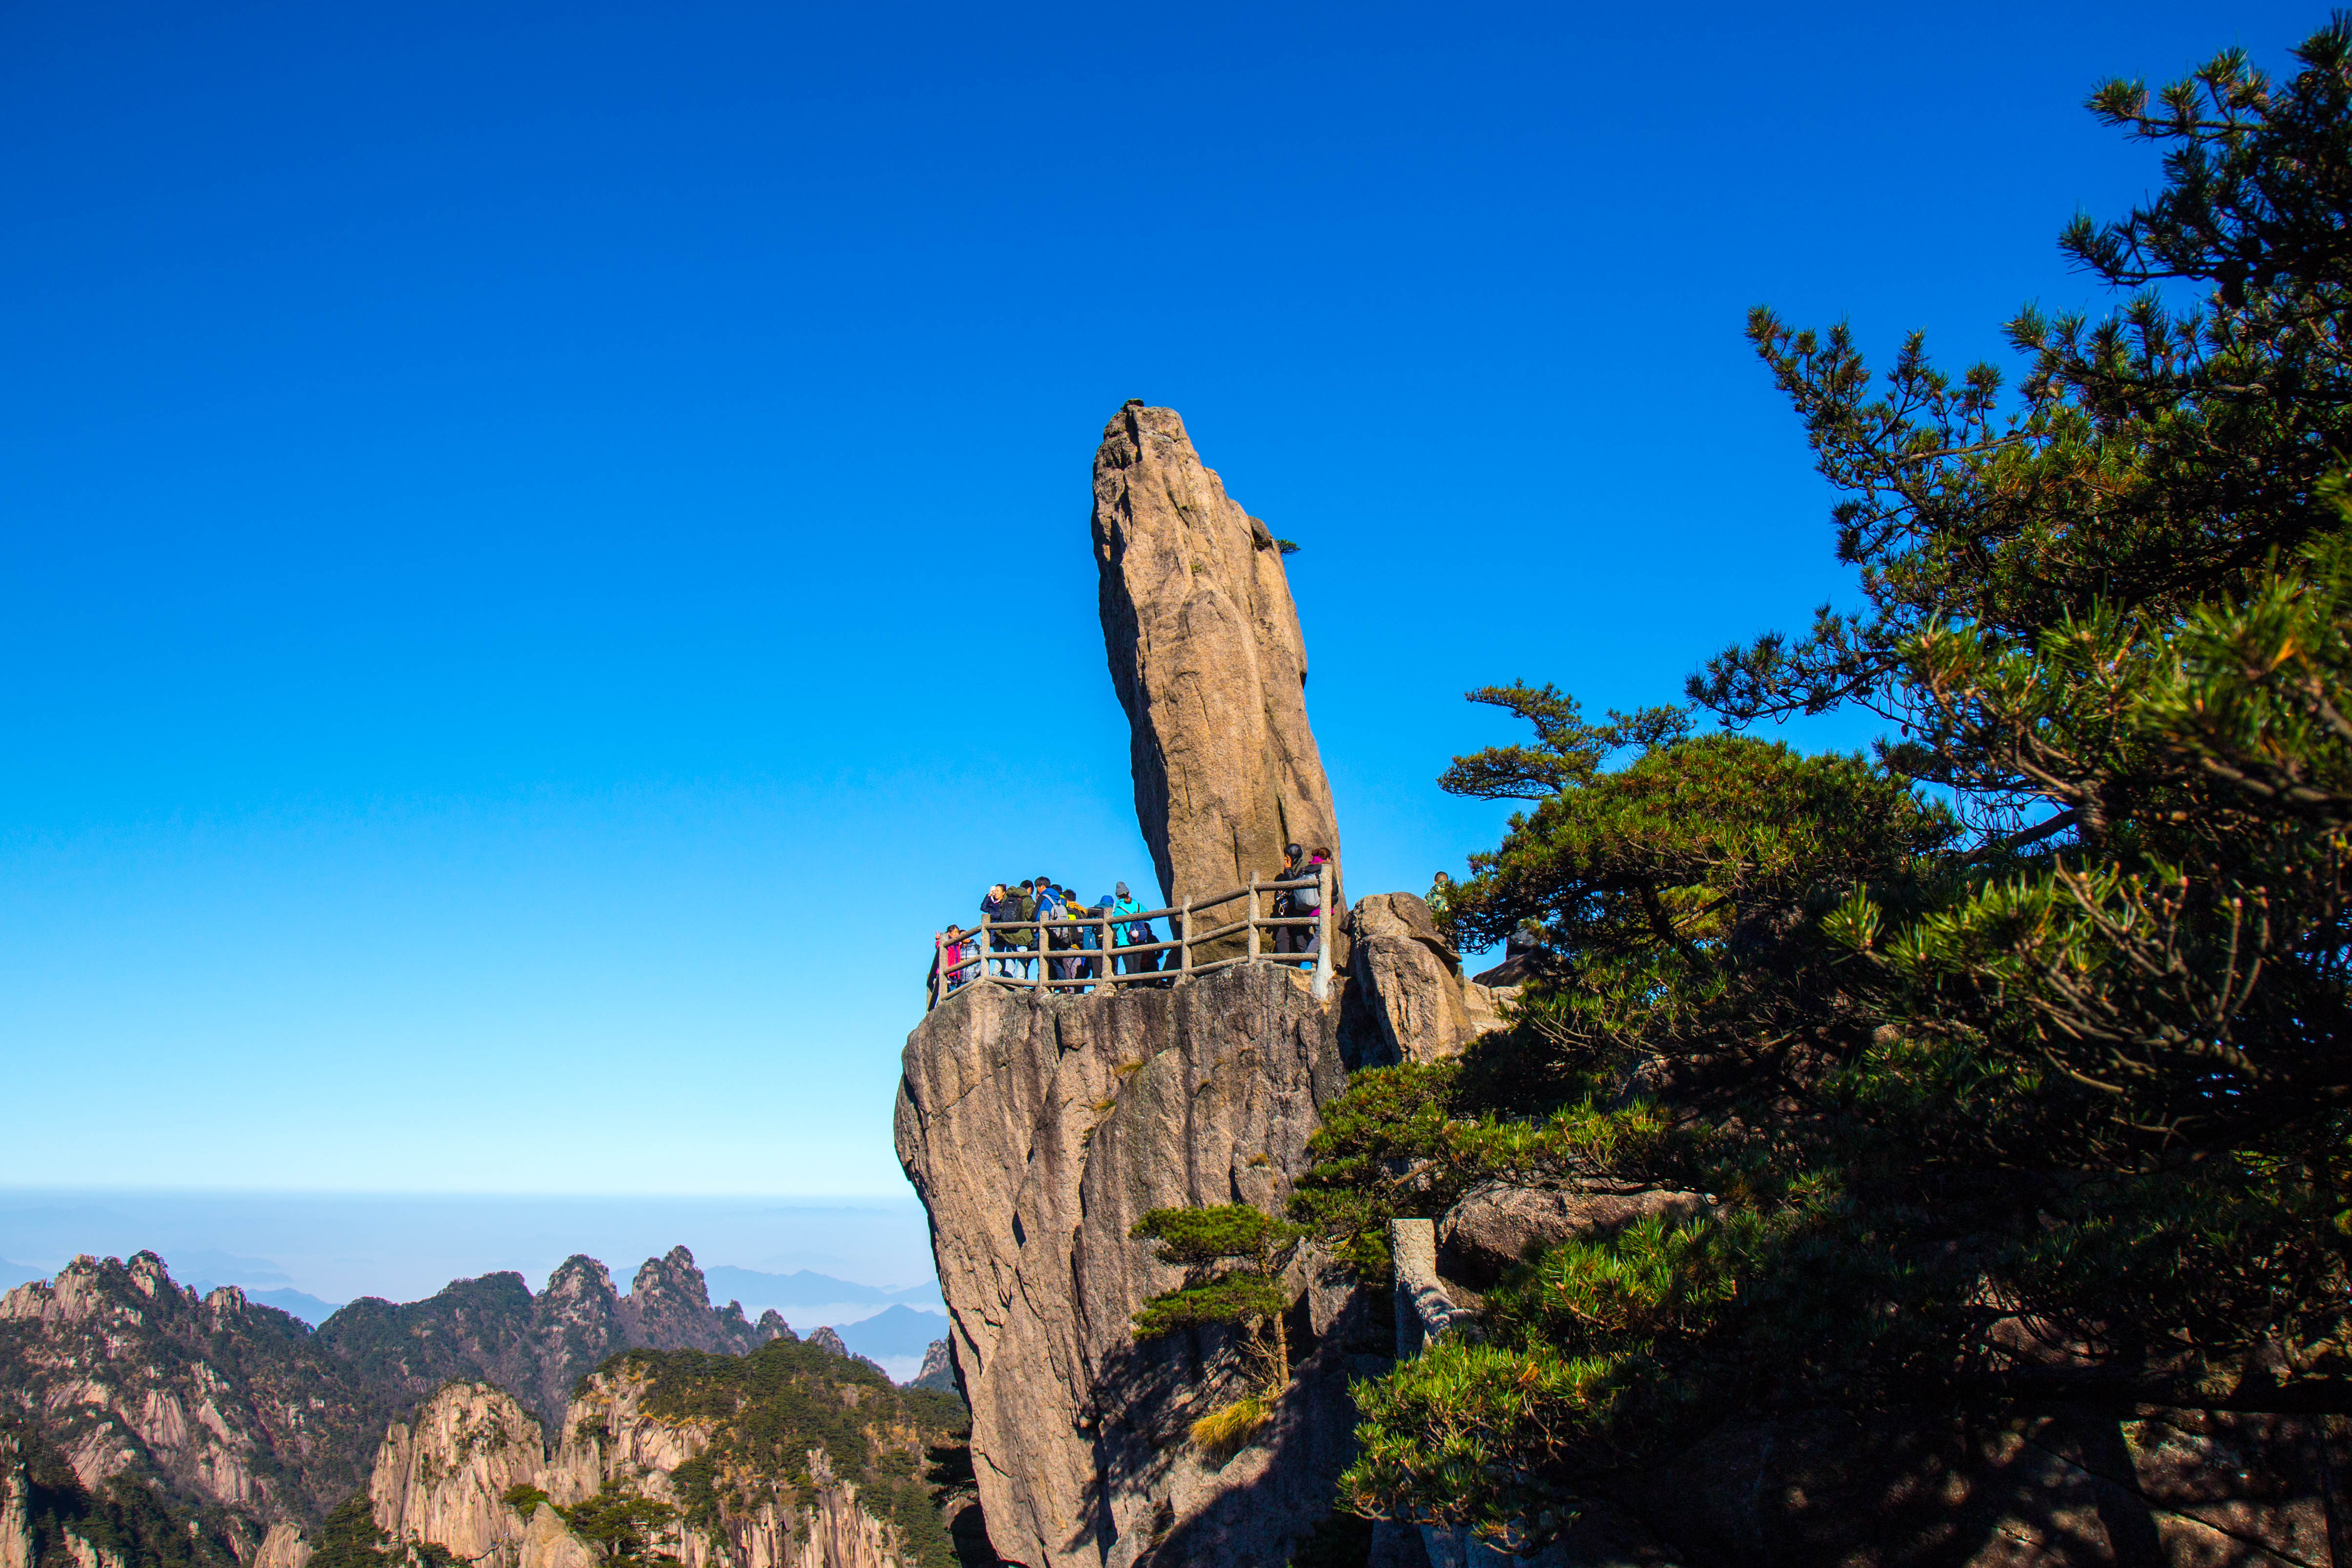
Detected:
[{"left": 1092, "top": 403, "right": 1342, "bottom": 909}]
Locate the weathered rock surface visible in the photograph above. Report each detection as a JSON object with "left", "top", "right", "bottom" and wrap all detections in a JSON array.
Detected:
[
  {"left": 1, "top": 1432, "right": 34, "bottom": 1568},
  {"left": 1436, "top": 1183, "right": 1711, "bottom": 1289},
  {"left": 1092, "top": 405, "right": 1342, "bottom": 918},
  {"left": 364, "top": 1352, "right": 937, "bottom": 1568},
  {"left": 1344, "top": 895, "right": 1503, "bottom": 1066},
  {"left": 0, "top": 1253, "right": 386, "bottom": 1534},
  {"left": 910, "top": 1341, "right": 956, "bottom": 1394},
  {"left": 520, "top": 1502, "right": 601, "bottom": 1568},
  {"left": 0, "top": 1243, "right": 797, "bottom": 1552},
  {"left": 252, "top": 1522, "right": 315, "bottom": 1568},
  {"left": 897, "top": 964, "right": 1386, "bottom": 1568},
  {"left": 371, "top": 1383, "right": 545, "bottom": 1568}
]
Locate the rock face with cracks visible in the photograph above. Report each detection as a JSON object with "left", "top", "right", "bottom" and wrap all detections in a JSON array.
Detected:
[
  {"left": 1091, "top": 404, "right": 1342, "bottom": 918},
  {"left": 896, "top": 965, "right": 1399, "bottom": 1568}
]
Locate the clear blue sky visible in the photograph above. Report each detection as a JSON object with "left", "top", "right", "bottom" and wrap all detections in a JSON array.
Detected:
[{"left": 2, "top": 0, "right": 2319, "bottom": 1200}]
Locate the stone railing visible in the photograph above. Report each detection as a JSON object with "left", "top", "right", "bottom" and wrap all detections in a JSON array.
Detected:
[{"left": 927, "top": 865, "right": 1334, "bottom": 1010}]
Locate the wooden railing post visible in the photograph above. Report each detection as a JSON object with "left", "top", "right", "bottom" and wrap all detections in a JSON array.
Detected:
[
  {"left": 1248, "top": 875, "right": 1260, "bottom": 961},
  {"left": 1181, "top": 898, "right": 1193, "bottom": 978},
  {"left": 931, "top": 932, "right": 945, "bottom": 1010},
  {"left": 1312, "top": 863, "right": 1332, "bottom": 1001},
  {"left": 1100, "top": 908, "right": 1113, "bottom": 991},
  {"left": 978, "top": 914, "right": 991, "bottom": 983}
]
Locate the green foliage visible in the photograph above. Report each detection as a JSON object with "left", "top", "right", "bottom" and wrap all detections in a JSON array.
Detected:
[
  {"left": 306, "top": 1494, "right": 461, "bottom": 1568},
  {"left": 1304, "top": 15, "right": 2352, "bottom": 1544},
  {"left": 6, "top": 1422, "right": 246, "bottom": 1568},
  {"left": 1130, "top": 1274, "right": 1288, "bottom": 1337},
  {"left": 559, "top": 1482, "right": 678, "bottom": 1567},
  {"left": 1130, "top": 1202, "right": 1307, "bottom": 1418},
  {"left": 308, "top": 1496, "right": 397, "bottom": 1568},
  {"left": 606, "top": 1336, "right": 970, "bottom": 1568},
  {"left": 500, "top": 1484, "right": 552, "bottom": 1519}
]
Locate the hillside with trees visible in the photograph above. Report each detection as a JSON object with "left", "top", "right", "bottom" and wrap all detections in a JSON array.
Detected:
[{"left": 1295, "top": 15, "right": 2352, "bottom": 1553}]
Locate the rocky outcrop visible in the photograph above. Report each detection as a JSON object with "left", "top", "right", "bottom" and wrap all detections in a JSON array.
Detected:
[
  {"left": 1344, "top": 895, "right": 1509, "bottom": 1066},
  {"left": 909, "top": 1342, "right": 955, "bottom": 1394},
  {"left": 1092, "top": 405, "right": 1343, "bottom": 917},
  {"left": 784, "top": 1452, "right": 901, "bottom": 1568},
  {"left": 1437, "top": 1183, "right": 1710, "bottom": 1289},
  {"left": 252, "top": 1522, "right": 315, "bottom": 1568},
  {"left": 0, "top": 1253, "right": 386, "bottom": 1532},
  {"left": 520, "top": 1503, "right": 600, "bottom": 1568},
  {"left": 361, "top": 1346, "right": 951, "bottom": 1568},
  {"left": 0, "top": 1422, "right": 243, "bottom": 1568},
  {"left": 0, "top": 1244, "right": 799, "bottom": 1556},
  {"left": 620, "top": 1247, "right": 779, "bottom": 1353},
  {"left": 897, "top": 963, "right": 1386, "bottom": 1568},
  {"left": 317, "top": 1246, "right": 789, "bottom": 1431},
  {"left": 1, "top": 1432, "right": 31, "bottom": 1568},
  {"left": 370, "top": 1383, "right": 545, "bottom": 1568}
]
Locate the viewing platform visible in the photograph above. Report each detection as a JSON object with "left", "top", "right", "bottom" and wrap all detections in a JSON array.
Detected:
[{"left": 927, "top": 866, "right": 1334, "bottom": 1010}]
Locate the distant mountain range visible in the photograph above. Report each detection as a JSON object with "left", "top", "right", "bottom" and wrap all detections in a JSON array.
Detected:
[
  {"left": 0, "top": 1258, "right": 940, "bottom": 1327},
  {"left": 702, "top": 1264, "right": 943, "bottom": 1318},
  {"left": 830, "top": 1303, "right": 949, "bottom": 1363}
]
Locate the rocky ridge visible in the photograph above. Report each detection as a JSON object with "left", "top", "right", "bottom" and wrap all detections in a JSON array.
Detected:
[
  {"left": 0, "top": 1244, "right": 808, "bottom": 1563},
  {"left": 318, "top": 1245, "right": 790, "bottom": 1432}
]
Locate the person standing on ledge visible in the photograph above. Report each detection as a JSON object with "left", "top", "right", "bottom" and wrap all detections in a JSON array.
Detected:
[
  {"left": 1294, "top": 848, "right": 1331, "bottom": 959},
  {"left": 1112, "top": 882, "right": 1157, "bottom": 979},
  {"left": 1271, "top": 843, "right": 1305, "bottom": 954},
  {"left": 1427, "top": 870, "right": 1457, "bottom": 943}
]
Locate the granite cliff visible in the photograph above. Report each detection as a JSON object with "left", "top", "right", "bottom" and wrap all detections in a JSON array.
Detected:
[
  {"left": 895, "top": 900, "right": 1494, "bottom": 1568},
  {"left": 355, "top": 1341, "right": 969, "bottom": 1568},
  {"left": 1092, "top": 405, "right": 1342, "bottom": 916}
]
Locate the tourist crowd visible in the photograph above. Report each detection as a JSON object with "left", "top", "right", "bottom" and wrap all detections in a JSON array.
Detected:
[{"left": 928, "top": 844, "right": 1331, "bottom": 1001}]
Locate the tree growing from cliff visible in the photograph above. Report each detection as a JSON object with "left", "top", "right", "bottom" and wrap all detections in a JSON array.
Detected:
[
  {"left": 1129, "top": 1203, "right": 1306, "bottom": 1450},
  {"left": 559, "top": 1481, "right": 680, "bottom": 1568},
  {"left": 1295, "top": 14, "right": 2352, "bottom": 1543}
]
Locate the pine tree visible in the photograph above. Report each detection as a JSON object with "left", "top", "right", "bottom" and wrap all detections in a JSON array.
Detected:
[
  {"left": 1129, "top": 1203, "right": 1307, "bottom": 1452},
  {"left": 1296, "top": 17, "right": 2352, "bottom": 1542}
]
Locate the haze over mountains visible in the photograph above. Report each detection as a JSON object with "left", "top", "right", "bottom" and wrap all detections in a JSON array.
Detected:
[{"left": 0, "top": 1189, "right": 938, "bottom": 1304}]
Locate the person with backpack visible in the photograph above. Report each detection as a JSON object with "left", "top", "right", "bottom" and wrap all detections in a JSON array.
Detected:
[
  {"left": 1270, "top": 843, "right": 1306, "bottom": 955},
  {"left": 1033, "top": 881, "right": 1070, "bottom": 984},
  {"left": 1294, "top": 848, "right": 1331, "bottom": 959},
  {"left": 1083, "top": 894, "right": 1113, "bottom": 986},
  {"left": 987, "top": 879, "right": 1037, "bottom": 979},
  {"left": 1112, "top": 882, "right": 1158, "bottom": 977}
]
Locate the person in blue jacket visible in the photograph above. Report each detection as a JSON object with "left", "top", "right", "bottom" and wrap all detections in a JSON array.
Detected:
[{"left": 1111, "top": 882, "right": 1159, "bottom": 978}]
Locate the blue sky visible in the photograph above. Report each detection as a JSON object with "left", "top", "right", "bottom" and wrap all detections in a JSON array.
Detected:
[{"left": 0, "top": 0, "right": 2320, "bottom": 1213}]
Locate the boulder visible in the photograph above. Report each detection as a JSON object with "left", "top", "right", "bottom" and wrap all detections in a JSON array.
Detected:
[
  {"left": 1348, "top": 894, "right": 1489, "bottom": 1065},
  {"left": 1437, "top": 1183, "right": 1711, "bottom": 1288},
  {"left": 1092, "top": 405, "right": 1343, "bottom": 929}
]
